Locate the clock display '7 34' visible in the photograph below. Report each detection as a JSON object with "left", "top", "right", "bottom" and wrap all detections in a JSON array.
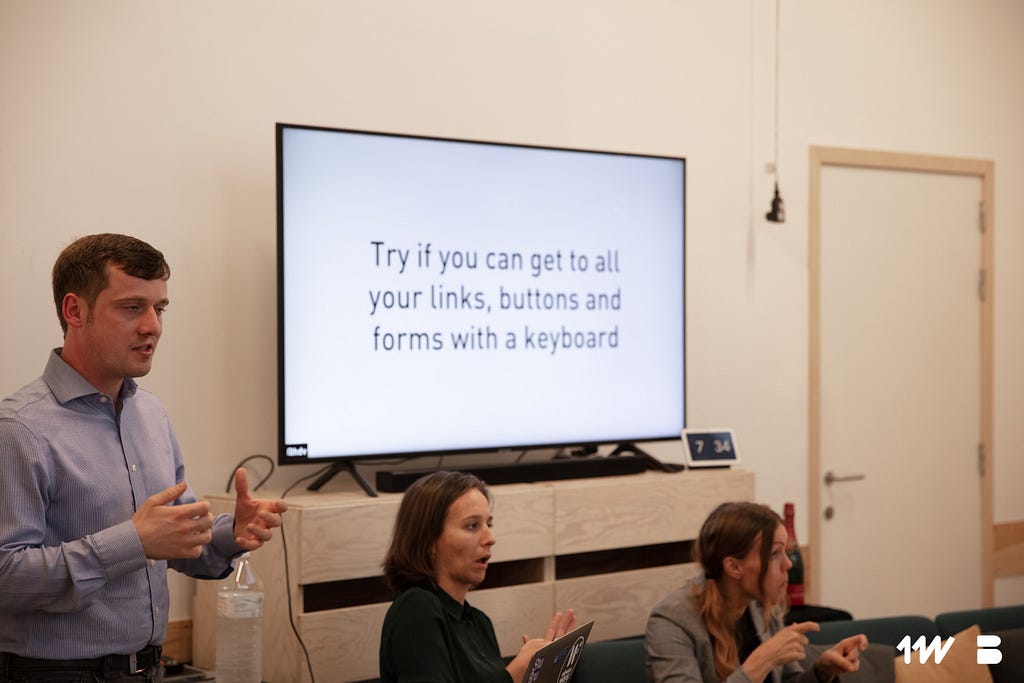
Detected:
[{"left": 681, "top": 429, "right": 739, "bottom": 468}]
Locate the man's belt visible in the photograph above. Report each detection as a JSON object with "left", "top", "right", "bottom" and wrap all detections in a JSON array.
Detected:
[{"left": 0, "top": 644, "right": 162, "bottom": 674}]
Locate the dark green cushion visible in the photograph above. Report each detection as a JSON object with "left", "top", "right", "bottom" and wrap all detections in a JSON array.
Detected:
[
  {"left": 988, "top": 627, "right": 1024, "bottom": 683},
  {"left": 802, "top": 642, "right": 895, "bottom": 683},
  {"left": 573, "top": 637, "right": 645, "bottom": 683}
]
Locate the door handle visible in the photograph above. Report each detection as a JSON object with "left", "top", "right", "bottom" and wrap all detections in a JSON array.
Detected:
[{"left": 824, "top": 471, "right": 866, "bottom": 486}]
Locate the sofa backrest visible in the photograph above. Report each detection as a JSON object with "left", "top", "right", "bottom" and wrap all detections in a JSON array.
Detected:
[
  {"left": 935, "top": 604, "right": 1024, "bottom": 637},
  {"left": 807, "top": 614, "right": 937, "bottom": 649}
]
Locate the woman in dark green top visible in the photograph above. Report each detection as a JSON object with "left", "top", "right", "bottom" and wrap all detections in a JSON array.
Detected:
[{"left": 379, "top": 471, "right": 575, "bottom": 683}]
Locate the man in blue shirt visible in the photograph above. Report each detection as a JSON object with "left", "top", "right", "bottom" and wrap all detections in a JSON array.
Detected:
[{"left": 0, "top": 233, "right": 288, "bottom": 681}]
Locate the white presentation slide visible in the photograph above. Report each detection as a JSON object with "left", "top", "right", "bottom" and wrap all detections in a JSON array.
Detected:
[{"left": 279, "top": 126, "right": 685, "bottom": 459}]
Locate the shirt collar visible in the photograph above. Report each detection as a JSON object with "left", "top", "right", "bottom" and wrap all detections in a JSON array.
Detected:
[
  {"left": 431, "top": 584, "right": 473, "bottom": 621},
  {"left": 43, "top": 348, "right": 138, "bottom": 405}
]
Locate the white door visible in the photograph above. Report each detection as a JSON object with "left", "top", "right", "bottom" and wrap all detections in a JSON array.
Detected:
[{"left": 817, "top": 162, "right": 983, "bottom": 618}]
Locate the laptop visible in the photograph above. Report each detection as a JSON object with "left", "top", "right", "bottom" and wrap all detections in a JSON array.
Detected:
[{"left": 524, "top": 620, "right": 595, "bottom": 683}]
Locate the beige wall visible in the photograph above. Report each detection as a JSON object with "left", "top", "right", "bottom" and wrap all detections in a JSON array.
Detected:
[{"left": 2, "top": 0, "right": 1023, "bottom": 619}]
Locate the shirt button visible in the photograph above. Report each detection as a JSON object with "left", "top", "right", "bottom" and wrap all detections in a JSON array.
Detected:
[
  {"left": 99, "top": 396, "right": 108, "bottom": 403},
  {"left": 131, "top": 464, "right": 138, "bottom": 472},
  {"left": 150, "top": 560, "right": 156, "bottom": 567}
]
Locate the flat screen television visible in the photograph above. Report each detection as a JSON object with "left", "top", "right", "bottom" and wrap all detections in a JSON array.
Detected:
[{"left": 277, "top": 123, "right": 685, "bottom": 487}]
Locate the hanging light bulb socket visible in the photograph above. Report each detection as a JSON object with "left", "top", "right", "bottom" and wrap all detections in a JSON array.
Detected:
[
  {"left": 764, "top": 0, "right": 785, "bottom": 225},
  {"left": 766, "top": 181, "right": 786, "bottom": 223}
]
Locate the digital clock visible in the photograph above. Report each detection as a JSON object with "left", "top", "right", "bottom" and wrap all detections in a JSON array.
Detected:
[{"left": 681, "top": 429, "right": 739, "bottom": 468}]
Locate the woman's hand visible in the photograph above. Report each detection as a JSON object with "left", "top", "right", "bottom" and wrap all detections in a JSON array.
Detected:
[
  {"left": 742, "top": 621, "right": 820, "bottom": 683},
  {"left": 541, "top": 609, "right": 577, "bottom": 641},
  {"left": 761, "top": 621, "right": 820, "bottom": 665},
  {"left": 505, "top": 609, "right": 577, "bottom": 683},
  {"left": 813, "top": 634, "right": 868, "bottom": 680}
]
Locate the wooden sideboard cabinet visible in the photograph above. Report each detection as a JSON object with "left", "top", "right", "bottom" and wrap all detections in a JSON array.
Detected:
[{"left": 192, "top": 468, "right": 754, "bottom": 682}]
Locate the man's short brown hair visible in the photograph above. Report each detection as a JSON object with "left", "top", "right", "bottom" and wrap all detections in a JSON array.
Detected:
[{"left": 52, "top": 233, "right": 170, "bottom": 334}]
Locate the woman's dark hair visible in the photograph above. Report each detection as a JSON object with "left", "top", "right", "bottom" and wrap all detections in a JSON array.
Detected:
[
  {"left": 52, "top": 233, "right": 170, "bottom": 334},
  {"left": 693, "top": 501, "right": 784, "bottom": 680},
  {"left": 382, "top": 470, "right": 491, "bottom": 593}
]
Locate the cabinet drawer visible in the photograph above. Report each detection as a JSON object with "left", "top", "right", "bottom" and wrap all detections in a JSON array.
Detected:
[
  {"left": 300, "top": 602, "right": 389, "bottom": 682},
  {"left": 470, "top": 582, "right": 556, "bottom": 657},
  {"left": 555, "top": 563, "right": 700, "bottom": 642},
  {"left": 299, "top": 483, "right": 553, "bottom": 584},
  {"left": 553, "top": 471, "right": 754, "bottom": 554},
  {"left": 299, "top": 499, "right": 402, "bottom": 584}
]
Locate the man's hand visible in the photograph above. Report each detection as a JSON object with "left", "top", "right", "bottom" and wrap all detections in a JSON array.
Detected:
[
  {"left": 133, "top": 482, "right": 214, "bottom": 560},
  {"left": 232, "top": 468, "right": 288, "bottom": 551}
]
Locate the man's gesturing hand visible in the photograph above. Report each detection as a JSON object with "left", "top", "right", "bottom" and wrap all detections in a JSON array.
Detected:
[
  {"left": 232, "top": 468, "right": 287, "bottom": 551},
  {"left": 133, "top": 481, "right": 214, "bottom": 560}
]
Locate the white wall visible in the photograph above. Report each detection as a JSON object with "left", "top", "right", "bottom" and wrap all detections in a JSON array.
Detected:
[{"left": 2, "top": 1, "right": 1022, "bottom": 620}]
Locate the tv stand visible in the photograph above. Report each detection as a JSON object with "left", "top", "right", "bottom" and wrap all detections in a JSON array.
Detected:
[
  {"left": 192, "top": 468, "right": 756, "bottom": 682},
  {"left": 610, "top": 441, "right": 685, "bottom": 472},
  {"left": 307, "top": 459, "right": 378, "bottom": 496},
  {"left": 608, "top": 441, "right": 649, "bottom": 457}
]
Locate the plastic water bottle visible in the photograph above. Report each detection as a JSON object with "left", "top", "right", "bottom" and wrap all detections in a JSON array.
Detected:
[{"left": 216, "top": 552, "right": 264, "bottom": 683}]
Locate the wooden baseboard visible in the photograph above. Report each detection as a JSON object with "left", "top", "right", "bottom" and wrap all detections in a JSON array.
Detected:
[{"left": 165, "top": 619, "right": 192, "bottom": 663}]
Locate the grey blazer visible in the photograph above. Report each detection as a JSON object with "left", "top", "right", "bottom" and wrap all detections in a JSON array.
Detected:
[{"left": 645, "top": 579, "right": 821, "bottom": 683}]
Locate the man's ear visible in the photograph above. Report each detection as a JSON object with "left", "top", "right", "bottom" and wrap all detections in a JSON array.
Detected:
[{"left": 62, "top": 293, "right": 86, "bottom": 329}]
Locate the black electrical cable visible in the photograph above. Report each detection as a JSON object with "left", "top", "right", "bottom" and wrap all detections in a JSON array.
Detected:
[
  {"left": 221, "top": 460, "right": 324, "bottom": 680},
  {"left": 223, "top": 454, "right": 275, "bottom": 493},
  {"left": 276, "top": 466, "right": 334, "bottom": 682}
]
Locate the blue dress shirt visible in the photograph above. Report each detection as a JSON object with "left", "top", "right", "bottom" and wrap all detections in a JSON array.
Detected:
[{"left": 0, "top": 349, "right": 241, "bottom": 658}]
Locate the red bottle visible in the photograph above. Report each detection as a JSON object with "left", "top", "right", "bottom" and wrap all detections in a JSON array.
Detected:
[{"left": 784, "top": 503, "right": 805, "bottom": 606}]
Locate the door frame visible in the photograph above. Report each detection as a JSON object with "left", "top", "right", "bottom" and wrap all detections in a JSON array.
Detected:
[{"left": 808, "top": 146, "right": 995, "bottom": 607}]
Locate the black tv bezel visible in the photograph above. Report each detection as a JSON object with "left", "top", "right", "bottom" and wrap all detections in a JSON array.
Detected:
[{"left": 276, "top": 122, "right": 686, "bottom": 467}]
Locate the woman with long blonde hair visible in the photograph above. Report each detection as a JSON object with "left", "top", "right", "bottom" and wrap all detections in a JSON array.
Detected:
[{"left": 645, "top": 502, "right": 866, "bottom": 682}]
